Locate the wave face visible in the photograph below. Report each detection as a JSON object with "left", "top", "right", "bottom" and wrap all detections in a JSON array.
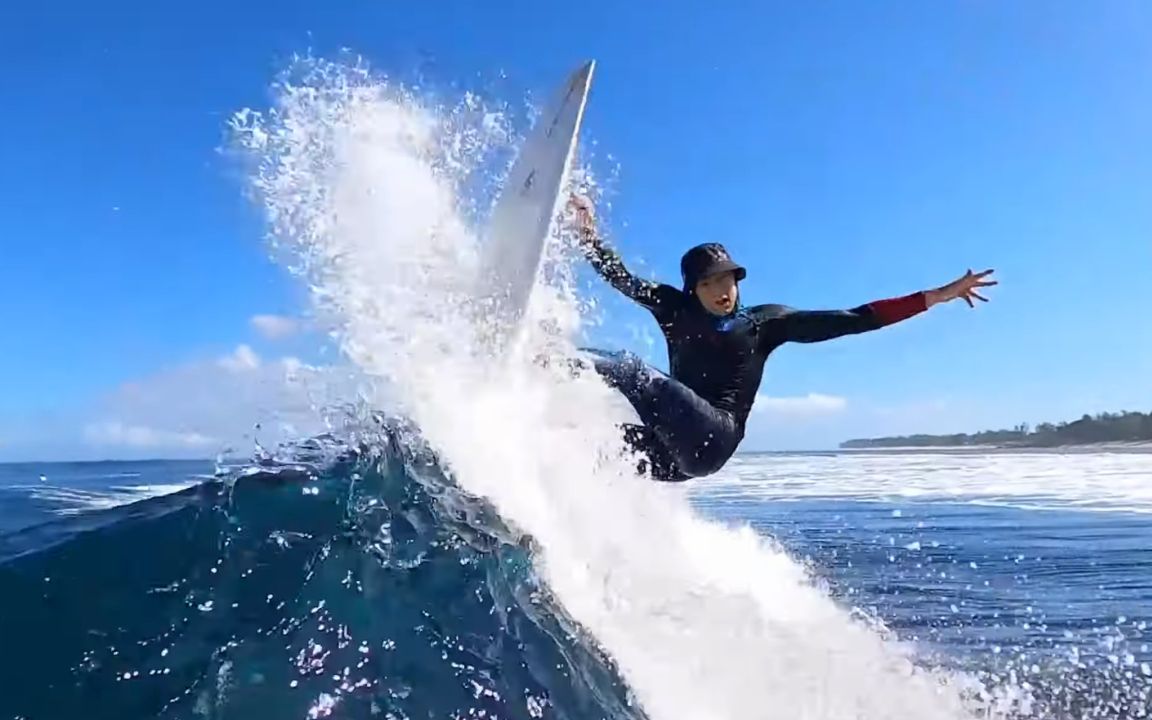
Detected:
[{"left": 0, "top": 434, "right": 641, "bottom": 720}]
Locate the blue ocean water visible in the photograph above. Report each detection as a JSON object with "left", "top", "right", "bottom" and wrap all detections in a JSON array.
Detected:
[
  {"left": 2, "top": 442, "right": 1150, "bottom": 719},
  {"left": 693, "top": 488, "right": 1152, "bottom": 716},
  {"left": 0, "top": 433, "right": 641, "bottom": 720}
]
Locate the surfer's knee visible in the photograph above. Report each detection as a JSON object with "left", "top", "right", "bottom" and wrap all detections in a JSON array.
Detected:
[
  {"left": 648, "top": 463, "right": 691, "bottom": 482},
  {"left": 670, "top": 437, "right": 736, "bottom": 479},
  {"left": 619, "top": 426, "right": 719, "bottom": 482},
  {"left": 635, "top": 449, "right": 690, "bottom": 482},
  {"left": 675, "top": 457, "right": 722, "bottom": 479},
  {"left": 620, "top": 425, "right": 685, "bottom": 481}
]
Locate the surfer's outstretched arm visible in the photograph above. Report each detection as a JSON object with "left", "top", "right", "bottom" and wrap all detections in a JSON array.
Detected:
[
  {"left": 755, "top": 269, "right": 998, "bottom": 346},
  {"left": 568, "top": 195, "right": 681, "bottom": 314},
  {"left": 582, "top": 234, "right": 681, "bottom": 310},
  {"left": 752, "top": 293, "right": 929, "bottom": 345}
]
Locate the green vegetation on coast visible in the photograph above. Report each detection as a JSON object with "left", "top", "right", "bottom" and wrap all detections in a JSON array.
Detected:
[{"left": 840, "top": 411, "right": 1152, "bottom": 449}]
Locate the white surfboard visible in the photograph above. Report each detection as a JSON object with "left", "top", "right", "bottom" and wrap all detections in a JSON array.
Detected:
[{"left": 476, "top": 60, "right": 596, "bottom": 350}]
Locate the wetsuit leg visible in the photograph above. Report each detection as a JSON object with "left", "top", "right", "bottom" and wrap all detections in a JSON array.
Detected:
[
  {"left": 621, "top": 423, "right": 689, "bottom": 482},
  {"left": 580, "top": 349, "right": 739, "bottom": 478}
]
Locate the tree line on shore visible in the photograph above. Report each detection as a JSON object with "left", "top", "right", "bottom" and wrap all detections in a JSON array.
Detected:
[{"left": 840, "top": 410, "right": 1152, "bottom": 449}]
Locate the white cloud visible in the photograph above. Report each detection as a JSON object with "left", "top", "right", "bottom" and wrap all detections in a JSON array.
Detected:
[
  {"left": 250, "top": 314, "right": 300, "bottom": 340},
  {"left": 83, "top": 422, "right": 217, "bottom": 449},
  {"left": 218, "top": 344, "right": 262, "bottom": 371},
  {"left": 740, "top": 393, "right": 851, "bottom": 450},
  {"left": 754, "top": 392, "right": 848, "bottom": 418},
  {"left": 739, "top": 394, "right": 977, "bottom": 451},
  {"left": 76, "top": 345, "right": 369, "bottom": 459}
]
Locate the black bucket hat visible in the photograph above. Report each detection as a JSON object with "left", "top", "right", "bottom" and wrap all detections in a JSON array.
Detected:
[{"left": 680, "top": 242, "right": 747, "bottom": 291}]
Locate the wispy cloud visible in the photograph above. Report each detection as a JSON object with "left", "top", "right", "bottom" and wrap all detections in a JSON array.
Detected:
[
  {"left": 78, "top": 345, "right": 364, "bottom": 458},
  {"left": 740, "top": 392, "right": 851, "bottom": 450},
  {"left": 250, "top": 314, "right": 300, "bottom": 340},
  {"left": 754, "top": 392, "right": 848, "bottom": 418},
  {"left": 218, "top": 344, "right": 262, "bottom": 371}
]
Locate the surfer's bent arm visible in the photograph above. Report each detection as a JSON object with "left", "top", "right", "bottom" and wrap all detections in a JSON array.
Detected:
[
  {"left": 753, "top": 292, "right": 929, "bottom": 345},
  {"left": 580, "top": 232, "right": 680, "bottom": 313}
]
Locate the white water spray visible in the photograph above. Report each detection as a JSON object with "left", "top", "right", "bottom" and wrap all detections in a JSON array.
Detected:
[{"left": 232, "top": 57, "right": 1017, "bottom": 720}]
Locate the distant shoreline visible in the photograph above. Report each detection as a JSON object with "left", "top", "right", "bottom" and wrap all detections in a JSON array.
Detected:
[
  {"left": 836, "top": 440, "right": 1152, "bottom": 452},
  {"left": 838, "top": 411, "right": 1152, "bottom": 451},
  {"left": 734, "top": 441, "right": 1152, "bottom": 457}
]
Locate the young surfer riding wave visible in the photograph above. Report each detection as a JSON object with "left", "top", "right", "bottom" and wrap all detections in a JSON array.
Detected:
[{"left": 567, "top": 194, "right": 997, "bottom": 482}]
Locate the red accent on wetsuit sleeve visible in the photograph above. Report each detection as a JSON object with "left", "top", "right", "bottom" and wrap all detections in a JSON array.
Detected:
[{"left": 867, "top": 291, "right": 928, "bottom": 326}]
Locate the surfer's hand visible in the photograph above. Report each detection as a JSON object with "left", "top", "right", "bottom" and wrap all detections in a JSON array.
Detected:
[
  {"left": 567, "top": 193, "right": 597, "bottom": 240},
  {"left": 927, "top": 269, "right": 997, "bottom": 308}
]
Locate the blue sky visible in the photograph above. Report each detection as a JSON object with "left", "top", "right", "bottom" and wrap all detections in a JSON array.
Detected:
[{"left": 1, "top": 0, "right": 1150, "bottom": 459}]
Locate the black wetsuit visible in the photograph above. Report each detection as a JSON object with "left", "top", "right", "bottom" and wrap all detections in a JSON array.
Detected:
[{"left": 582, "top": 241, "right": 929, "bottom": 481}]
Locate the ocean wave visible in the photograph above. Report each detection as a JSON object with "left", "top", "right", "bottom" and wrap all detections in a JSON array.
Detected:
[
  {"left": 0, "top": 426, "right": 641, "bottom": 720},
  {"left": 7, "top": 431, "right": 1152, "bottom": 719}
]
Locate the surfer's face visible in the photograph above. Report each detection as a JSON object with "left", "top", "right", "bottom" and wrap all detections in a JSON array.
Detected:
[{"left": 695, "top": 271, "right": 738, "bottom": 316}]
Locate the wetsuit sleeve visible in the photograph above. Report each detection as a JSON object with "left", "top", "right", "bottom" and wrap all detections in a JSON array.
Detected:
[
  {"left": 580, "top": 235, "right": 682, "bottom": 316},
  {"left": 753, "top": 292, "right": 929, "bottom": 347}
]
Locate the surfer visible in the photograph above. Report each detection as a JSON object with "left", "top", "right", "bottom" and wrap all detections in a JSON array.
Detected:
[{"left": 567, "top": 194, "right": 997, "bottom": 482}]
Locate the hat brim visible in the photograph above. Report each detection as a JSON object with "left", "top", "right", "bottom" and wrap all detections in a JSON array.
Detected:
[{"left": 698, "top": 261, "right": 746, "bottom": 282}]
